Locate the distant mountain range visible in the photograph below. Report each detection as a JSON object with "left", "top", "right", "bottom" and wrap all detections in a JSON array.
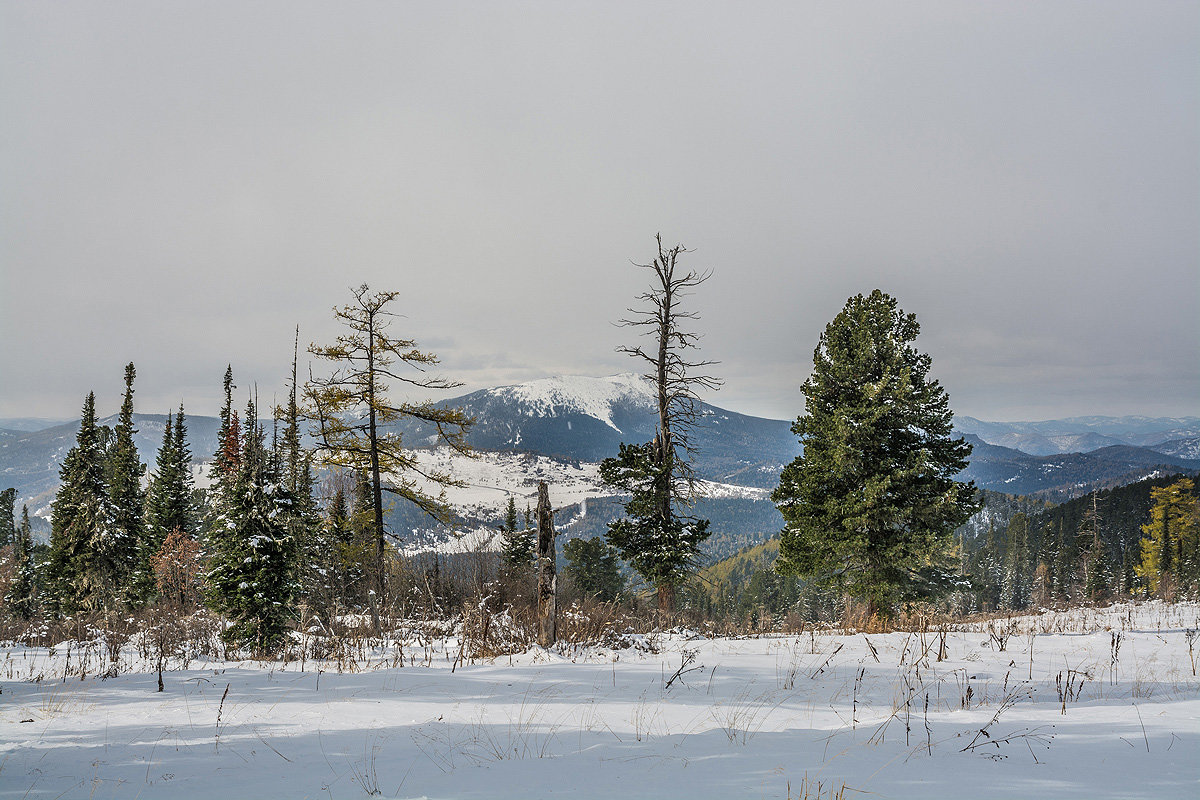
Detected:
[
  {"left": 954, "top": 415, "right": 1200, "bottom": 455},
  {"left": 0, "top": 412, "right": 222, "bottom": 518},
  {"left": 3, "top": 375, "right": 1197, "bottom": 533}
]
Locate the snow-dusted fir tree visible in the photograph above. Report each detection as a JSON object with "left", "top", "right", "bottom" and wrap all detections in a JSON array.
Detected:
[
  {"left": 4, "top": 505, "right": 38, "bottom": 619},
  {"left": 137, "top": 407, "right": 195, "bottom": 601},
  {"left": 500, "top": 495, "right": 535, "bottom": 568},
  {"left": 773, "top": 290, "right": 979, "bottom": 619},
  {"left": 279, "top": 330, "right": 327, "bottom": 615},
  {"left": 1000, "top": 513, "right": 1031, "bottom": 610},
  {"left": 205, "top": 398, "right": 299, "bottom": 654},
  {"left": 602, "top": 234, "right": 720, "bottom": 613},
  {"left": 563, "top": 537, "right": 624, "bottom": 602},
  {"left": 48, "top": 392, "right": 117, "bottom": 614},
  {"left": 0, "top": 488, "right": 15, "bottom": 548},
  {"left": 106, "top": 363, "right": 145, "bottom": 602}
]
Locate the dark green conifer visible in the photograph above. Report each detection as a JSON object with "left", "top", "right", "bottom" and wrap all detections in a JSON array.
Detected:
[
  {"left": 563, "top": 537, "right": 625, "bottom": 602},
  {"left": 1000, "top": 513, "right": 1030, "bottom": 609},
  {"left": 4, "top": 505, "right": 38, "bottom": 619},
  {"left": 48, "top": 392, "right": 116, "bottom": 614},
  {"left": 106, "top": 363, "right": 145, "bottom": 600},
  {"left": 499, "top": 495, "right": 536, "bottom": 568},
  {"left": 0, "top": 488, "right": 15, "bottom": 548},
  {"left": 773, "top": 290, "right": 979, "bottom": 619},
  {"left": 204, "top": 399, "right": 298, "bottom": 654},
  {"left": 139, "top": 407, "right": 196, "bottom": 601}
]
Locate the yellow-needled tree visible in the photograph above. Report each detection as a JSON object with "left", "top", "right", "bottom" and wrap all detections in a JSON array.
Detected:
[{"left": 305, "top": 285, "right": 472, "bottom": 599}]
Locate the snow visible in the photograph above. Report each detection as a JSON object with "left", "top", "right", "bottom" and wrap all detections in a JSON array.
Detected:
[
  {"left": 1, "top": 602, "right": 1197, "bottom": 799},
  {"left": 403, "top": 447, "right": 767, "bottom": 530},
  {"left": 487, "top": 374, "right": 656, "bottom": 432}
]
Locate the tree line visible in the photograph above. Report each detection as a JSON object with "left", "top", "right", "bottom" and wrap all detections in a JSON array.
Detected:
[{"left": 3, "top": 237, "right": 1195, "bottom": 652}]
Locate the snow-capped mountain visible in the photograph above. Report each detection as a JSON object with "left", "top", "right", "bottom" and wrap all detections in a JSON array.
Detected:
[
  {"left": 487, "top": 373, "right": 657, "bottom": 432},
  {"left": 389, "top": 373, "right": 799, "bottom": 487}
]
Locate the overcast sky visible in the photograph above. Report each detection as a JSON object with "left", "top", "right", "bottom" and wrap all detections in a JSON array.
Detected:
[{"left": 2, "top": 1, "right": 1196, "bottom": 424}]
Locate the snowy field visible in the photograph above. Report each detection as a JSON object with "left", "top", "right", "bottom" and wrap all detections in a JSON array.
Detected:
[{"left": 1, "top": 602, "right": 1197, "bottom": 799}]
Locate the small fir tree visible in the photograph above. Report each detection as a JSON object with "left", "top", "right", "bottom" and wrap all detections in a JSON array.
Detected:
[
  {"left": 105, "top": 363, "right": 145, "bottom": 601},
  {"left": 563, "top": 537, "right": 625, "bottom": 602},
  {"left": 48, "top": 392, "right": 117, "bottom": 614},
  {"left": 1000, "top": 513, "right": 1030, "bottom": 609},
  {"left": 4, "top": 505, "right": 38, "bottom": 619},
  {"left": 139, "top": 408, "right": 196, "bottom": 600},
  {"left": 500, "top": 495, "right": 535, "bottom": 568},
  {"left": 205, "top": 400, "right": 299, "bottom": 654},
  {"left": 0, "top": 488, "right": 15, "bottom": 548}
]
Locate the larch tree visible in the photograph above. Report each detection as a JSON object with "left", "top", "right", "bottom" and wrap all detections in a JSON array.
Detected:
[
  {"left": 600, "top": 234, "right": 721, "bottom": 613},
  {"left": 1136, "top": 478, "right": 1198, "bottom": 596},
  {"left": 773, "top": 290, "right": 979, "bottom": 620},
  {"left": 305, "top": 284, "right": 472, "bottom": 599}
]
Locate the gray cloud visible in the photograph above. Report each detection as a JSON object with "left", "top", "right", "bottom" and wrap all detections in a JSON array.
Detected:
[{"left": 2, "top": 1, "right": 1195, "bottom": 422}]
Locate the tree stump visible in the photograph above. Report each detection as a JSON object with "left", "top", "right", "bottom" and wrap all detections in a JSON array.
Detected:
[{"left": 536, "top": 481, "right": 557, "bottom": 647}]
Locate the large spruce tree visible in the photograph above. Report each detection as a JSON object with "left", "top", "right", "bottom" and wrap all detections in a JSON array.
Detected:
[{"left": 773, "top": 290, "right": 979, "bottom": 619}]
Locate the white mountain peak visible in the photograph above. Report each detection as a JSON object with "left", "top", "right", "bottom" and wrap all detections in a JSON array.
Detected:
[{"left": 487, "top": 373, "right": 655, "bottom": 431}]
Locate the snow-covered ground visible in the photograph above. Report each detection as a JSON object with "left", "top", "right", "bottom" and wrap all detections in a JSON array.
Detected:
[{"left": 2, "top": 602, "right": 1198, "bottom": 799}]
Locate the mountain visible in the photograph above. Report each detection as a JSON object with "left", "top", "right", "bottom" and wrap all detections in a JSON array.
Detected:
[
  {"left": 0, "top": 418, "right": 72, "bottom": 432},
  {"left": 388, "top": 374, "right": 800, "bottom": 489},
  {"left": 955, "top": 434, "right": 1200, "bottom": 501},
  {"left": 954, "top": 415, "right": 1200, "bottom": 455},
  {"left": 0, "top": 412, "right": 221, "bottom": 516},
  {"left": 1151, "top": 436, "right": 1200, "bottom": 461}
]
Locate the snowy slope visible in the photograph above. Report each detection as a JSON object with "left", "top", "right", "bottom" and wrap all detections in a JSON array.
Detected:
[
  {"left": 1151, "top": 435, "right": 1200, "bottom": 461},
  {"left": 1, "top": 602, "right": 1197, "bottom": 799},
  {"left": 486, "top": 373, "right": 656, "bottom": 432}
]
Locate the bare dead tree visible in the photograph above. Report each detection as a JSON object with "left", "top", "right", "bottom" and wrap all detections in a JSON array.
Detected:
[
  {"left": 618, "top": 234, "right": 723, "bottom": 497},
  {"left": 602, "top": 234, "right": 722, "bottom": 613}
]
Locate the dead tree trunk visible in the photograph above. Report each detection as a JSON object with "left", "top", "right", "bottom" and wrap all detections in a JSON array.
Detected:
[{"left": 536, "top": 481, "right": 557, "bottom": 648}]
